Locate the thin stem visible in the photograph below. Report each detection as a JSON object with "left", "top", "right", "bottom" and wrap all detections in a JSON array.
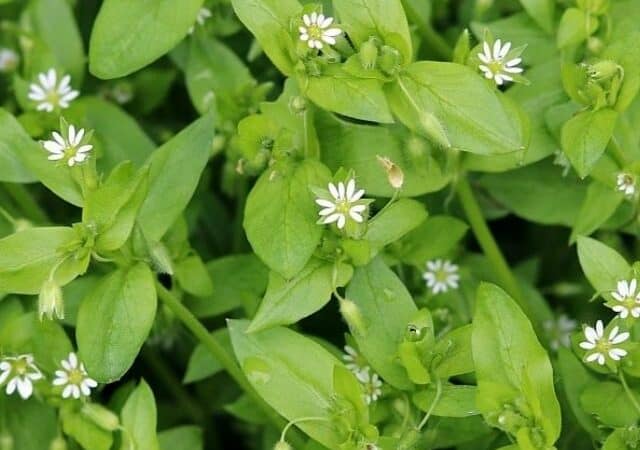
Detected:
[
  {"left": 619, "top": 371, "right": 640, "bottom": 415},
  {"left": 608, "top": 138, "right": 628, "bottom": 168},
  {"left": 302, "top": 107, "right": 319, "bottom": 159},
  {"left": 155, "top": 283, "right": 306, "bottom": 447},
  {"left": 455, "top": 177, "right": 533, "bottom": 320},
  {"left": 279, "top": 416, "right": 328, "bottom": 443},
  {"left": 417, "top": 378, "right": 442, "bottom": 431},
  {"left": 3, "top": 183, "right": 49, "bottom": 223}
]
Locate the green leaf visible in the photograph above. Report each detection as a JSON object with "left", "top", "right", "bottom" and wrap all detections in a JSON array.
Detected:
[
  {"left": 389, "top": 62, "right": 527, "bottom": 154},
  {"left": 248, "top": 258, "right": 353, "bottom": 332},
  {"left": 4, "top": 398, "right": 57, "bottom": 450},
  {"left": 185, "top": 35, "right": 254, "bottom": 114},
  {"left": 577, "top": 236, "right": 631, "bottom": 296},
  {"left": 473, "top": 283, "right": 561, "bottom": 446},
  {"left": 120, "top": 380, "right": 160, "bottom": 450},
  {"left": 317, "top": 111, "right": 451, "bottom": 197},
  {"left": 183, "top": 329, "right": 229, "bottom": 383},
  {"left": 333, "top": 0, "right": 412, "bottom": 62},
  {"left": 413, "top": 384, "right": 479, "bottom": 417},
  {"left": 398, "top": 215, "right": 468, "bottom": 267},
  {"left": 244, "top": 160, "right": 331, "bottom": 278},
  {"left": 228, "top": 320, "right": 344, "bottom": 448},
  {"left": 364, "top": 199, "right": 428, "bottom": 251},
  {"left": 27, "top": 0, "right": 85, "bottom": 83},
  {"left": 478, "top": 160, "right": 587, "bottom": 226},
  {"left": 345, "top": 257, "right": 417, "bottom": 389},
  {"left": 230, "top": 0, "right": 301, "bottom": 75},
  {"left": 158, "top": 426, "right": 203, "bottom": 450},
  {"left": 0, "top": 227, "right": 88, "bottom": 295},
  {"left": 0, "top": 109, "right": 82, "bottom": 204},
  {"left": 83, "top": 162, "right": 149, "bottom": 252},
  {"left": 185, "top": 254, "right": 268, "bottom": 318},
  {"left": 175, "top": 254, "right": 214, "bottom": 298},
  {"left": 61, "top": 407, "right": 114, "bottom": 450},
  {"left": 561, "top": 108, "right": 618, "bottom": 178},
  {"left": 89, "top": 0, "right": 204, "bottom": 78},
  {"left": 433, "top": 325, "right": 474, "bottom": 379},
  {"left": 570, "top": 181, "right": 623, "bottom": 243},
  {"left": 557, "top": 8, "right": 598, "bottom": 48},
  {"left": 77, "top": 263, "right": 157, "bottom": 382},
  {"left": 518, "top": 0, "right": 554, "bottom": 34},
  {"left": 557, "top": 348, "right": 602, "bottom": 438},
  {"left": 138, "top": 112, "right": 215, "bottom": 241},
  {"left": 303, "top": 69, "right": 394, "bottom": 123},
  {"left": 602, "top": 429, "right": 631, "bottom": 450},
  {"left": 580, "top": 381, "right": 640, "bottom": 427}
]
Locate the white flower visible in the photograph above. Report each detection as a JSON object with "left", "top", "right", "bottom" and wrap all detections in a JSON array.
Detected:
[
  {"left": 42, "top": 123, "right": 93, "bottom": 167},
  {"left": 316, "top": 179, "right": 367, "bottom": 229},
  {"left": 543, "top": 314, "right": 577, "bottom": 351},
  {"left": 422, "top": 259, "right": 460, "bottom": 294},
  {"left": 53, "top": 352, "right": 98, "bottom": 399},
  {"left": 609, "top": 279, "right": 640, "bottom": 319},
  {"left": 356, "top": 367, "right": 382, "bottom": 405},
  {"left": 579, "top": 320, "right": 629, "bottom": 365},
  {"left": 299, "top": 12, "right": 342, "bottom": 49},
  {"left": 343, "top": 345, "right": 366, "bottom": 375},
  {"left": 188, "top": 7, "right": 212, "bottom": 34},
  {"left": 0, "top": 354, "right": 44, "bottom": 400},
  {"left": 477, "top": 39, "right": 523, "bottom": 86},
  {"left": 28, "top": 69, "right": 79, "bottom": 112},
  {"left": 0, "top": 48, "right": 19, "bottom": 73},
  {"left": 617, "top": 173, "right": 636, "bottom": 197}
]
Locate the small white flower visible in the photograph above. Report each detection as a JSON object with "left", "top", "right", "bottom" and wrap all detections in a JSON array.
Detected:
[
  {"left": 609, "top": 279, "right": 640, "bottom": 319},
  {"left": 28, "top": 68, "right": 79, "bottom": 112},
  {"left": 422, "top": 259, "right": 460, "bottom": 294},
  {"left": 543, "top": 314, "right": 577, "bottom": 350},
  {"left": 477, "top": 39, "right": 523, "bottom": 86},
  {"left": 579, "top": 320, "right": 629, "bottom": 365},
  {"left": 316, "top": 179, "right": 367, "bottom": 229},
  {"left": 0, "top": 48, "right": 19, "bottom": 73},
  {"left": 299, "top": 12, "right": 342, "bottom": 49},
  {"left": 342, "top": 345, "right": 366, "bottom": 375},
  {"left": 0, "top": 354, "right": 44, "bottom": 400},
  {"left": 42, "top": 123, "right": 93, "bottom": 167},
  {"left": 356, "top": 367, "right": 382, "bottom": 405},
  {"left": 53, "top": 352, "right": 98, "bottom": 399},
  {"left": 188, "top": 7, "right": 212, "bottom": 34},
  {"left": 617, "top": 173, "right": 636, "bottom": 197}
]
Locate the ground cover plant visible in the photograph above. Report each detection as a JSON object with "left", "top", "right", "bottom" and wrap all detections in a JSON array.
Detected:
[{"left": 0, "top": 0, "right": 639, "bottom": 449}]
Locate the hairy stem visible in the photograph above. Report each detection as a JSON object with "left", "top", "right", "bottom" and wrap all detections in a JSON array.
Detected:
[
  {"left": 456, "top": 177, "right": 533, "bottom": 320},
  {"left": 155, "top": 283, "right": 306, "bottom": 447},
  {"left": 417, "top": 378, "right": 442, "bottom": 431}
]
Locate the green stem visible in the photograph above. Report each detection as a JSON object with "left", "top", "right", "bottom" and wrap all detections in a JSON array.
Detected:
[
  {"left": 155, "top": 283, "right": 306, "bottom": 447},
  {"left": 401, "top": 0, "right": 453, "bottom": 60},
  {"left": 417, "top": 378, "right": 442, "bottom": 431},
  {"left": 619, "top": 371, "right": 640, "bottom": 415},
  {"left": 456, "top": 177, "right": 532, "bottom": 319},
  {"left": 608, "top": 138, "right": 628, "bottom": 168},
  {"left": 3, "top": 183, "right": 49, "bottom": 223}
]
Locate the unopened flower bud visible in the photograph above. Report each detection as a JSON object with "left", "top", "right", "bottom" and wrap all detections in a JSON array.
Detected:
[
  {"left": 38, "top": 278, "right": 64, "bottom": 321},
  {"left": 376, "top": 155, "right": 404, "bottom": 189},
  {"left": 49, "top": 437, "right": 67, "bottom": 450},
  {"left": 274, "top": 441, "right": 292, "bottom": 450},
  {"left": 289, "top": 96, "right": 307, "bottom": 115},
  {"left": 339, "top": 298, "right": 366, "bottom": 336},
  {"left": 359, "top": 38, "right": 379, "bottom": 70},
  {"left": 587, "top": 60, "right": 622, "bottom": 81},
  {"left": 81, "top": 403, "right": 120, "bottom": 431},
  {"left": 0, "top": 48, "right": 19, "bottom": 73},
  {"left": 212, "top": 135, "right": 227, "bottom": 154},
  {"left": 111, "top": 81, "right": 134, "bottom": 104},
  {"left": 0, "top": 431, "right": 13, "bottom": 450},
  {"left": 378, "top": 45, "right": 401, "bottom": 76},
  {"left": 418, "top": 111, "right": 450, "bottom": 149},
  {"left": 150, "top": 242, "right": 174, "bottom": 275},
  {"left": 587, "top": 37, "right": 604, "bottom": 55}
]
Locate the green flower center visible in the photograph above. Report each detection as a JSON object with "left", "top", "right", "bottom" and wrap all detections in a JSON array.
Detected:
[
  {"left": 14, "top": 359, "right": 27, "bottom": 375},
  {"left": 68, "top": 369, "right": 84, "bottom": 385},
  {"left": 308, "top": 25, "right": 323, "bottom": 40}
]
